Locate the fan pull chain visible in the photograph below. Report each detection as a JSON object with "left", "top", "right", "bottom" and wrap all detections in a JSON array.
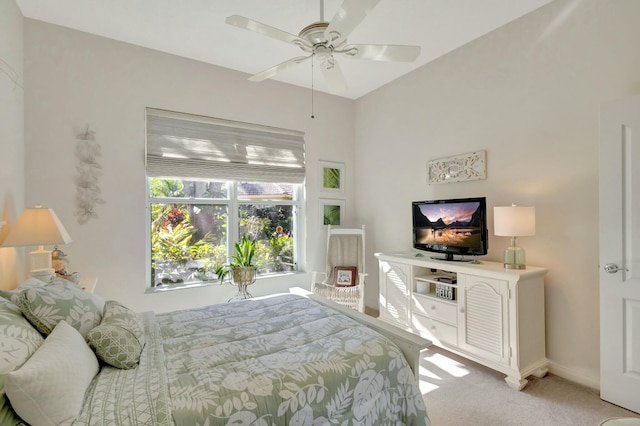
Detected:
[{"left": 310, "top": 53, "right": 315, "bottom": 119}]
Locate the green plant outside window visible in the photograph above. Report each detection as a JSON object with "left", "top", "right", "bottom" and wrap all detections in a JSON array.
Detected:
[{"left": 149, "top": 178, "right": 298, "bottom": 288}]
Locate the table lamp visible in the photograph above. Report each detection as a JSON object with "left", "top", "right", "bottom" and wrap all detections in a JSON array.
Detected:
[
  {"left": 2, "top": 205, "right": 72, "bottom": 280},
  {"left": 494, "top": 204, "right": 535, "bottom": 269}
]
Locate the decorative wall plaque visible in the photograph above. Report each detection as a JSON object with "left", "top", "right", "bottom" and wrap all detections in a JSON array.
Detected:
[
  {"left": 74, "top": 127, "right": 106, "bottom": 224},
  {"left": 427, "top": 150, "right": 486, "bottom": 184}
]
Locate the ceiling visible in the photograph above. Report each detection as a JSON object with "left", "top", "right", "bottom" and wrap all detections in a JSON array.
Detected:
[{"left": 16, "top": 0, "right": 552, "bottom": 99}]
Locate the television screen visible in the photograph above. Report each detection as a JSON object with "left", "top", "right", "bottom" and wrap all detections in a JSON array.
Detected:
[{"left": 412, "top": 197, "right": 488, "bottom": 261}]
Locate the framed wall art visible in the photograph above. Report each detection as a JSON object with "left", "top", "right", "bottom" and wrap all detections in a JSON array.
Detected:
[
  {"left": 319, "top": 199, "right": 345, "bottom": 229},
  {"left": 427, "top": 150, "right": 486, "bottom": 184},
  {"left": 319, "top": 161, "right": 344, "bottom": 193}
]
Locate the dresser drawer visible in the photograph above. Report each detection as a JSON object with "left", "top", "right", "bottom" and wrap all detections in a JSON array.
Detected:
[
  {"left": 413, "top": 314, "right": 458, "bottom": 345},
  {"left": 413, "top": 295, "right": 457, "bottom": 325}
]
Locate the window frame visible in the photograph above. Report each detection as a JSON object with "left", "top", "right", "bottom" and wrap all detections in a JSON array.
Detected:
[{"left": 146, "top": 179, "right": 303, "bottom": 291}]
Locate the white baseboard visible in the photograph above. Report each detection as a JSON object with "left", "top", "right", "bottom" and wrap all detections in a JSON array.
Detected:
[{"left": 547, "top": 360, "right": 600, "bottom": 390}]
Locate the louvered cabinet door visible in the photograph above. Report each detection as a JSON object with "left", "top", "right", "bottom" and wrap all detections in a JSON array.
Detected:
[
  {"left": 378, "top": 260, "right": 411, "bottom": 328},
  {"left": 457, "top": 274, "right": 510, "bottom": 365}
]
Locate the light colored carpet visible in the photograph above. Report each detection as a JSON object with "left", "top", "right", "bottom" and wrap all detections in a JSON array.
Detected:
[{"left": 419, "top": 346, "right": 640, "bottom": 426}]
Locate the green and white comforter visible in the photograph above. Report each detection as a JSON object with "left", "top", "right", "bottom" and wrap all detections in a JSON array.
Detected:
[
  {"left": 76, "top": 294, "right": 429, "bottom": 425},
  {"left": 74, "top": 312, "right": 172, "bottom": 425}
]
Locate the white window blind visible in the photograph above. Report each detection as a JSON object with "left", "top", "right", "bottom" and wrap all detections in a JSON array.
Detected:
[{"left": 145, "top": 108, "right": 306, "bottom": 183}]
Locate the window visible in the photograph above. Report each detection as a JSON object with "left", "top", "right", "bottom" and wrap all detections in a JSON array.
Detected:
[
  {"left": 149, "top": 179, "right": 300, "bottom": 287},
  {"left": 145, "top": 109, "right": 305, "bottom": 289}
]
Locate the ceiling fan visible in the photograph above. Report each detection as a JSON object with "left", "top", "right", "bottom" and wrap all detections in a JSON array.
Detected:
[{"left": 225, "top": 0, "right": 421, "bottom": 94}]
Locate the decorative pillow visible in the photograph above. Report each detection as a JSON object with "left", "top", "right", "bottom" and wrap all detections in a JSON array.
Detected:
[
  {"left": 86, "top": 300, "right": 145, "bottom": 369},
  {"left": 8, "top": 278, "right": 102, "bottom": 338},
  {"left": 54, "top": 274, "right": 105, "bottom": 314},
  {"left": 5, "top": 320, "right": 99, "bottom": 426},
  {"left": 0, "top": 277, "right": 48, "bottom": 306},
  {"left": 88, "top": 291, "right": 106, "bottom": 315},
  {"left": 0, "top": 297, "right": 44, "bottom": 426}
]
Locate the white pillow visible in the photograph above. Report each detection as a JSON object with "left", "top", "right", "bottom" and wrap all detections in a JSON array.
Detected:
[
  {"left": 5, "top": 320, "right": 99, "bottom": 426},
  {"left": 0, "top": 297, "right": 45, "bottom": 426}
]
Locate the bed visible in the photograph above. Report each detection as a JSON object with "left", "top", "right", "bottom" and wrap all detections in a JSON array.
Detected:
[{"left": 0, "top": 278, "right": 430, "bottom": 425}]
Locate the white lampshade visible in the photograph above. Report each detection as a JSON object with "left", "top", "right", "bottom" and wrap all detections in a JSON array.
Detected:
[
  {"left": 3, "top": 206, "right": 72, "bottom": 247},
  {"left": 494, "top": 205, "right": 535, "bottom": 237},
  {"left": 2, "top": 205, "right": 72, "bottom": 278},
  {"left": 494, "top": 204, "right": 535, "bottom": 270}
]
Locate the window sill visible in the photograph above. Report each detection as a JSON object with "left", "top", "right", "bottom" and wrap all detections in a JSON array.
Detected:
[
  {"left": 145, "top": 280, "right": 219, "bottom": 294},
  {"left": 145, "top": 271, "right": 305, "bottom": 294}
]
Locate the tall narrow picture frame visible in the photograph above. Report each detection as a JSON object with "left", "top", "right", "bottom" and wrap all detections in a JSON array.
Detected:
[
  {"left": 319, "top": 161, "right": 345, "bottom": 194},
  {"left": 319, "top": 199, "right": 345, "bottom": 229}
]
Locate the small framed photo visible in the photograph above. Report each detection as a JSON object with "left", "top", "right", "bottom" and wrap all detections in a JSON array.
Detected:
[
  {"left": 319, "top": 161, "right": 345, "bottom": 193},
  {"left": 334, "top": 266, "right": 357, "bottom": 287},
  {"left": 319, "top": 199, "right": 345, "bottom": 229}
]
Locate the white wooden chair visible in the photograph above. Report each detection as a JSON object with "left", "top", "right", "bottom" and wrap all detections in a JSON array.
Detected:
[{"left": 311, "top": 225, "right": 366, "bottom": 312}]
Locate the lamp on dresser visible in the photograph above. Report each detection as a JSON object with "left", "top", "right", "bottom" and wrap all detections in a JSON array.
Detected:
[
  {"left": 494, "top": 204, "right": 535, "bottom": 269},
  {"left": 2, "top": 205, "right": 72, "bottom": 281}
]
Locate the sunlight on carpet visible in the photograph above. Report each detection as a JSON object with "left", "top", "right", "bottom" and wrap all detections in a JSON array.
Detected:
[
  {"left": 419, "top": 351, "right": 470, "bottom": 394},
  {"left": 418, "top": 346, "right": 640, "bottom": 426}
]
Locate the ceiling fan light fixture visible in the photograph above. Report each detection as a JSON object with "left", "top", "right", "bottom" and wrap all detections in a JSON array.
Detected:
[
  {"left": 341, "top": 47, "right": 359, "bottom": 57},
  {"left": 325, "top": 56, "right": 336, "bottom": 69},
  {"left": 298, "top": 22, "right": 331, "bottom": 46},
  {"left": 226, "top": 0, "right": 420, "bottom": 94},
  {"left": 292, "top": 40, "right": 308, "bottom": 50},
  {"left": 325, "top": 31, "right": 342, "bottom": 46}
]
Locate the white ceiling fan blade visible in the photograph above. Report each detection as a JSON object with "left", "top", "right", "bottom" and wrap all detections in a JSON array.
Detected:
[
  {"left": 320, "top": 58, "right": 347, "bottom": 94},
  {"left": 226, "top": 15, "right": 312, "bottom": 49},
  {"left": 248, "top": 56, "right": 311, "bottom": 82},
  {"left": 341, "top": 44, "right": 421, "bottom": 62},
  {"left": 325, "top": 0, "right": 382, "bottom": 47}
]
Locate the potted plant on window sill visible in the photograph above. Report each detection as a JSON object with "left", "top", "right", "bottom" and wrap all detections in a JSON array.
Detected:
[{"left": 216, "top": 234, "right": 257, "bottom": 301}]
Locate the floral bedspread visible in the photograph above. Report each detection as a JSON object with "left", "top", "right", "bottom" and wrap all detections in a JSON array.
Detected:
[{"left": 156, "top": 293, "right": 429, "bottom": 425}]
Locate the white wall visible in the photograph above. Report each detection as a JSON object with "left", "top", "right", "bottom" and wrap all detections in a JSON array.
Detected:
[
  {"left": 354, "top": 0, "right": 640, "bottom": 388},
  {"left": 22, "top": 20, "right": 355, "bottom": 313},
  {"left": 0, "top": 0, "right": 25, "bottom": 289}
]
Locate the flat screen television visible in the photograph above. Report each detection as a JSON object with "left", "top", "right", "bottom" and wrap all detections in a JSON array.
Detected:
[{"left": 412, "top": 197, "right": 488, "bottom": 261}]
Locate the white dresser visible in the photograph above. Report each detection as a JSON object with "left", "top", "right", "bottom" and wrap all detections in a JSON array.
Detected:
[{"left": 376, "top": 251, "right": 548, "bottom": 390}]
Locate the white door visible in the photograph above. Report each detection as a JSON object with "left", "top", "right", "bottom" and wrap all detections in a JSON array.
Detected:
[{"left": 599, "top": 94, "right": 640, "bottom": 413}]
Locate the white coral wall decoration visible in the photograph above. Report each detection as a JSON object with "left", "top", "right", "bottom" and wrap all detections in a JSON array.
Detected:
[{"left": 74, "top": 128, "right": 106, "bottom": 224}]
